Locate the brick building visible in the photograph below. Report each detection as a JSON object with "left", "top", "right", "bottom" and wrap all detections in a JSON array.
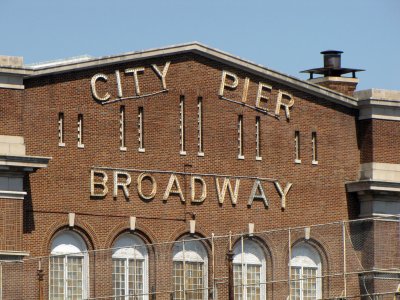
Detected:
[{"left": 0, "top": 43, "right": 399, "bottom": 299}]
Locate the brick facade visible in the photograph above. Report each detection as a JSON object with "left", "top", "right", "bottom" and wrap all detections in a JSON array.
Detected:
[{"left": 0, "top": 44, "right": 399, "bottom": 299}]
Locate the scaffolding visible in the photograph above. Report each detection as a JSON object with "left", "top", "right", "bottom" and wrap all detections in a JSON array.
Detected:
[{"left": 1, "top": 216, "right": 399, "bottom": 299}]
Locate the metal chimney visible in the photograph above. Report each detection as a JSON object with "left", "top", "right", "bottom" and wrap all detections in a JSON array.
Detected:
[
  {"left": 301, "top": 50, "right": 364, "bottom": 79},
  {"left": 322, "top": 50, "right": 343, "bottom": 69}
]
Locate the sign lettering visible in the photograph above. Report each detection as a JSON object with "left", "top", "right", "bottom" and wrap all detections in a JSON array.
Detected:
[
  {"left": 219, "top": 70, "right": 294, "bottom": 120},
  {"left": 90, "top": 62, "right": 295, "bottom": 121},
  {"left": 91, "top": 169, "right": 292, "bottom": 210},
  {"left": 90, "top": 61, "right": 171, "bottom": 104}
]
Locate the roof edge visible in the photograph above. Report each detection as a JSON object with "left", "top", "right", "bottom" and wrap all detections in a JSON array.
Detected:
[{"left": 0, "top": 42, "right": 358, "bottom": 108}]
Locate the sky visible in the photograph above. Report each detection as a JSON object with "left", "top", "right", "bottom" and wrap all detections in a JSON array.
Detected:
[{"left": 1, "top": 0, "right": 399, "bottom": 91}]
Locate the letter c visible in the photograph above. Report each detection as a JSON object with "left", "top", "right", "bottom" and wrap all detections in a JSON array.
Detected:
[{"left": 91, "top": 73, "right": 111, "bottom": 101}]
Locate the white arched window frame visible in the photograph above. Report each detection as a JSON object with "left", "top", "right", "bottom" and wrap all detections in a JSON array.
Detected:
[
  {"left": 172, "top": 238, "right": 208, "bottom": 300},
  {"left": 112, "top": 233, "right": 149, "bottom": 300},
  {"left": 233, "top": 238, "right": 267, "bottom": 300},
  {"left": 290, "top": 242, "right": 322, "bottom": 300},
  {"left": 49, "top": 231, "right": 89, "bottom": 300}
]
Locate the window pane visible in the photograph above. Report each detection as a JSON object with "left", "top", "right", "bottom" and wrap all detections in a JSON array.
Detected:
[
  {"left": 66, "top": 256, "right": 83, "bottom": 300},
  {"left": 302, "top": 267, "right": 317, "bottom": 300},
  {"left": 50, "top": 256, "right": 65, "bottom": 300},
  {"left": 290, "top": 267, "right": 301, "bottom": 300},
  {"left": 233, "top": 264, "right": 242, "bottom": 300},
  {"left": 186, "top": 262, "right": 204, "bottom": 300},
  {"left": 173, "top": 261, "right": 204, "bottom": 300},
  {"left": 246, "top": 265, "right": 260, "bottom": 300},
  {"left": 128, "top": 259, "right": 144, "bottom": 300},
  {"left": 291, "top": 266, "right": 317, "bottom": 300},
  {"left": 113, "top": 259, "right": 125, "bottom": 298},
  {"left": 173, "top": 261, "right": 184, "bottom": 300}
]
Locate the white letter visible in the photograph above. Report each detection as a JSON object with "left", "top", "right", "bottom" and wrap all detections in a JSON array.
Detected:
[
  {"left": 163, "top": 174, "right": 185, "bottom": 202},
  {"left": 90, "top": 170, "right": 108, "bottom": 197},
  {"left": 215, "top": 177, "right": 240, "bottom": 205},
  {"left": 248, "top": 179, "right": 268, "bottom": 208},
  {"left": 242, "top": 77, "right": 250, "bottom": 102},
  {"left": 191, "top": 176, "right": 207, "bottom": 203},
  {"left": 255, "top": 82, "right": 272, "bottom": 111},
  {"left": 274, "top": 181, "right": 293, "bottom": 209},
  {"left": 275, "top": 90, "right": 294, "bottom": 120},
  {"left": 219, "top": 71, "right": 238, "bottom": 97},
  {"left": 125, "top": 67, "right": 145, "bottom": 95},
  {"left": 137, "top": 173, "right": 157, "bottom": 200},
  {"left": 90, "top": 74, "right": 111, "bottom": 101},
  {"left": 113, "top": 171, "right": 131, "bottom": 198},
  {"left": 151, "top": 61, "right": 171, "bottom": 90},
  {"left": 115, "top": 70, "right": 123, "bottom": 98}
]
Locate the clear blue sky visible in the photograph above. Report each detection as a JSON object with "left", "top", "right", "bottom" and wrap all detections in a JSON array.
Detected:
[{"left": 1, "top": 0, "right": 399, "bottom": 91}]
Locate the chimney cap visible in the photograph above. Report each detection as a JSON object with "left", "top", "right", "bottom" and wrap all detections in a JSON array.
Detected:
[
  {"left": 320, "top": 50, "right": 343, "bottom": 55},
  {"left": 301, "top": 50, "right": 364, "bottom": 79}
]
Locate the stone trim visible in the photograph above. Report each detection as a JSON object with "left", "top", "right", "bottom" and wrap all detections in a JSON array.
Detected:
[
  {"left": 358, "top": 106, "right": 400, "bottom": 121},
  {"left": 0, "top": 74, "right": 24, "bottom": 90},
  {"left": 0, "top": 42, "right": 358, "bottom": 108},
  {"left": 0, "top": 83, "right": 24, "bottom": 90},
  {"left": 346, "top": 163, "right": 400, "bottom": 216},
  {"left": 0, "top": 155, "right": 51, "bottom": 169},
  {"left": 309, "top": 76, "right": 359, "bottom": 84},
  {"left": 0, "top": 250, "right": 29, "bottom": 258},
  {"left": 359, "top": 162, "right": 400, "bottom": 182},
  {"left": 355, "top": 89, "right": 400, "bottom": 101},
  {"left": 356, "top": 89, "right": 400, "bottom": 120},
  {"left": 0, "top": 190, "right": 27, "bottom": 200},
  {"left": 346, "top": 180, "right": 400, "bottom": 193}
]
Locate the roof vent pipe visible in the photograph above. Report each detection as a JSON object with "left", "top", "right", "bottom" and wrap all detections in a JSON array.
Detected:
[
  {"left": 300, "top": 50, "right": 365, "bottom": 96},
  {"left": 322, "top": 50, "right": 343, "bottom": 69},
  {"left": 301, "top": 50, "right": 364, "bottom": 79}
]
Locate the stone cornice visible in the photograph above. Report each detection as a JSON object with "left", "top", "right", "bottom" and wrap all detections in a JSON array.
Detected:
[
  {"left": 346, "top": 180, "right": 400, "bottom": 193},
  {"left": 0, "top": 155, "right": 51, "bottom": 170},
  {"left": 355, "top": 89, "right": 400, "bottom": 120},
  {"left": 347, "top": 163, "right": 400, "bottom": 216}
]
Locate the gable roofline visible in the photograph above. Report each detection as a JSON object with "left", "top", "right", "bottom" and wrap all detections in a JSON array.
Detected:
[{"left": 0, "top": 42, "right": 358, "bottom": 107}]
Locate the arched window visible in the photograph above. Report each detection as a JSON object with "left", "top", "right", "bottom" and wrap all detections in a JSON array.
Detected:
[
  {"left": 49, "top": 230, "right": 88, "bottom": 300},
  {"left": 172, "top": 238, "right": 208, "bottom": 300},
  {"left": 112, "top": 233, "right": 149, "bottom": 300},
  {"left": 290, "top": 242, "right": 322, "bottom": 300},
  {"left": 233, "top": 238, "right": 266, "bottom": 300}
]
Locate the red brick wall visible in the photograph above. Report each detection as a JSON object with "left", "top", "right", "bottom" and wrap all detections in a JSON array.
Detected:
[
  {"left": 0, "top": 88, "right": 23, "bottom": 136},
  {"left": 359, "top": 118, "right": 400, "bottom": 164},
  {"left": 1, "top": 53, "right": 366, "bottom": 298},
  {"left": 0, "top": 198, "right": 23, "bottom": 251},
  {"left": 316, "top": 80, "right": 358, "bottom": 97}
]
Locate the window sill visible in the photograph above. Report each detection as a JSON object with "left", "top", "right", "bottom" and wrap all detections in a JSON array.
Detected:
[
  {"left": 294, "top": 159, "right": 302, "bottom": 164},
  {"left": 312, "top": 160, "right": 318, "bottom": 165}
]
